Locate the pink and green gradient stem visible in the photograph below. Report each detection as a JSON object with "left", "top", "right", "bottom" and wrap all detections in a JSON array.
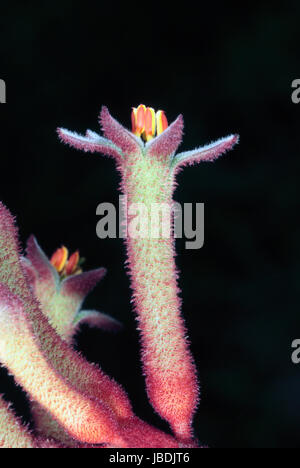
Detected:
[
  {"left": 58, "top": 104, "right": 239, "bottom": 442},
  {"left": 122, "top": 153, "right": 198, "bottom": 440}
]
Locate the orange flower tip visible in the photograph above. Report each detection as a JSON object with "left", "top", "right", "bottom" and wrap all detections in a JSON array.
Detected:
[
  {"left": 144, "top": 107, "right": 156, "bottom": 141},
  {"left": 50, "top": 246, "right": 69, "bottom": 273},
  {"left": 131, "top": 104, "right": 146, "bottom": 136},
  {"left": 136, "top": 104, "right": 146, "bottom": 135},
  {"left": 131, "top": 105, "right": 168, "bottom": 140},
  {"left": 65, "top": 250, "right": 80, "bottom": 276},
  {"left": 156, "top": 110, "right": 168, "bottom": 135},
  {"left": 131, "top": 108, "right": 137, "bottom": 134}
]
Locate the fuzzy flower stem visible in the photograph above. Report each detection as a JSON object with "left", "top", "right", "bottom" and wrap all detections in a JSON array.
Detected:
[
  {"left": 122, "top": 154, "right": 198, "bottom": 440},
  {"left": 0, "top": 395, "right": 64, "bottom": 448},
  {"left": 58, "top": 104, "right": 239, "bottom": 443},
  {"left": 0, "top": 283, "right": 125, "bottom": 446}
]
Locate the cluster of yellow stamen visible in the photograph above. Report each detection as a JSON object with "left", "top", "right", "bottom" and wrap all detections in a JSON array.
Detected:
[
  {"left": 50, "top": 246, "right": 81, "bottom": 277},
  {"left": 131, "top": 104, "right": 168, "bottom": 142}
]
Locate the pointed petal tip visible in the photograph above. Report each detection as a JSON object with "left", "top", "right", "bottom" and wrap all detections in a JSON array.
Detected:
[
  {"left": 57, "top": 127, "right": 74, "bottom": 146},
  {"left": 177, "top": 113, "right": 184, "bottom": 124},
  {"left": 57, "top": 125, "right": 123, "bottom": 159},
  {"left": 26, "top": 235, "right": 58, "bottom": 285},
  {"left": 230, "top": 133, "right": 240, "bottom": 146},
  {"left": 96, "top": 266, "right": 107, "bottom": 278},
  {"left": 174, "top": 132, "right": 240, "bottom": 168},
  {"left": 146, "top": 114, "right": 184, "bottom": 159},
  {"left": 62, "top": 267, "right": 107, "bottom": 298},
  {"left": 99, "top": 105, "right": 112, "bottom": 129},
  {"left": 99, "top": 106, "right": 143, "bottom": 154},
  {"left": 57, "top": 127, "right": 93, "bottom": 152},
  {"left": 100, "top": 105, "right": 109, "bottom": 115},
  {"left": 218, "top": 133, "right": 240, "bottom": 152},
  {"left": 73, "top": 310, "right": 123, "bottom": 334}
]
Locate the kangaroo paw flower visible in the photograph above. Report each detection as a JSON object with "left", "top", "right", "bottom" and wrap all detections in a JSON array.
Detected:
[
  {"left": 25, "top": 235, "right": 110, "bottom": 343},
  {"left": 58, "top": 104, "right": 238, "bottom": 441},
  {"left": 0, "top": 202, "right": 133, "bottom": 423}
]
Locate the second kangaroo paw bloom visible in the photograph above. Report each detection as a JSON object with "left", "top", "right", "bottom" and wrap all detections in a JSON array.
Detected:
[
  {"left": 0, "top": 203, "right": 133, "bottom": 423},
  {"left": 26, "top": 235, "right": 109, "bottom": 342}
]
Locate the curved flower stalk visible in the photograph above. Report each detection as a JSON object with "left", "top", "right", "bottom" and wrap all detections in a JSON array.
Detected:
[
  {"left": 0, "top": 394, "right": 65, "bottom": 448},
  {"left": 58, "top": 104, "right": 239, "bottom": 442},
  {"left": 0, "top": 202, "right": 127, "bottom": 446},
  {"left": 0, "top": 202, "right": 193, "bottom": 447},
  {"left": 1, "top": 395, "right": 39, "bottom": 448},
  {"left": 0, "top": 395, "right": 34, "bottom": 448},
  {"left": 0, "top": 226, "right": 125, "bottom": 445}
]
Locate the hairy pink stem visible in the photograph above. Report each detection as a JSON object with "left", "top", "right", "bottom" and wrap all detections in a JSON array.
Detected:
[{"left": 120, "top": 154, "right": 198, "bottom": 440}]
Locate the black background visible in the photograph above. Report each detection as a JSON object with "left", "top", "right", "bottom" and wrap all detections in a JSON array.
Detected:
[{"left": 0, "top": 1, "right": 299, "bottom": 448}]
